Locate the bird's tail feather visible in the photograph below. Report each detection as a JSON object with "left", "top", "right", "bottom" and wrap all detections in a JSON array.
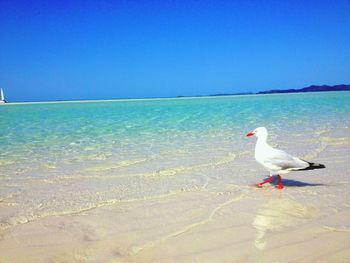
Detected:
[{"left": 299, "top": 161, "right": 325, "bottom": 171}]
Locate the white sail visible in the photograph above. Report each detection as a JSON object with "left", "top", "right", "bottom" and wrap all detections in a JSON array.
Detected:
[{"left": 0, "top": 88, "right": 5, "bottom": 102}]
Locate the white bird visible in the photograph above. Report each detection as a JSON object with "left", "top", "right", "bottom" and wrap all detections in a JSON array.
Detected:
[{"left": 246, "top": 127, "right": 325, "bottom": 189}]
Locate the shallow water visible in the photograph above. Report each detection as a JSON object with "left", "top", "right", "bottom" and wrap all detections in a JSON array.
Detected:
[
  {"left": 0, "top": 92, "right": 350, "bottom": 263},
  {"left": 0, "top": 92, "right": 350, "bottom": 230}
]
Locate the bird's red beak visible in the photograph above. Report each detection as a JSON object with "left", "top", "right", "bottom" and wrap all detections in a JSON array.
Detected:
[{"left": 246, "top": 132, "right": 254, "bottom": 137}]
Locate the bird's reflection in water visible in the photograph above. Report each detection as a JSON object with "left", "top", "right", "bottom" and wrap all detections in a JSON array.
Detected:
[{"left": 252, "top": 198, "right": 316, "bottom": 250}]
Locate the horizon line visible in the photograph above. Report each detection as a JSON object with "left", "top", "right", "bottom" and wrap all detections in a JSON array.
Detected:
[
  {"left": 1, "top": 90, "right": 349, "bottom": 106},
  {"left": 1, "top": 83, "right": 349, "bottom": 104}
]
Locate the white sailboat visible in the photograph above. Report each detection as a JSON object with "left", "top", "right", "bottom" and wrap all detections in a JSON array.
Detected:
[{"left": 0, "top": 88, "right": 6, "bottom": 103}]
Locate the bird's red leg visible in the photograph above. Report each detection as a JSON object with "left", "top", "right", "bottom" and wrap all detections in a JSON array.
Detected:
[
  {"left": 255, "top": 177, "right": 273, "bottom": 188},
  {"left": 275, "top": 175, "right": 284, "bottom": 189}
]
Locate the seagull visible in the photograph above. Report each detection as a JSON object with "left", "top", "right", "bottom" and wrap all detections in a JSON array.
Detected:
[{"left": 246, "top": 127, "right": 325, "bottom": 189}]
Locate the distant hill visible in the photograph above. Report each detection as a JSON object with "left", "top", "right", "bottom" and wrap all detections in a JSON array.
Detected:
[
  {"left": 175, "top": 84, "right": 350, "bottom": 99},
  {"left": 257, "top": 84, "right": 350, "bottom": 94}
]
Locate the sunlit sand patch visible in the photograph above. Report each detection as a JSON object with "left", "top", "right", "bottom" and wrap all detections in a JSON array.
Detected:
[
  {"left": 80, "top": 153, "right": 236, "bottom": 179},
  {"left": 252, "top": 198, "right": 316, "bottom": 250},
  {"left": 74, "top": 153, "right": 111, "bottom": 161},
  {"left": 41, "top": 162, "right": 57, "bottom": 169},
  {"left": 83, "top": 158, "right": 149, "bottom": 173},
  {"left": 323, "top": 226, "right": 350, "bottom": 232},
  {"left": 322, "top": 137, "right": 350, "bottom": 145},
  {"left": 50, "top": 249, "right": 93, "bottom": 263},
  {"left": 148, "top": 153, "right": 237, "bottom": 177},
  {"left": 0, "top": 159, "right": 15, "bottom": 166}
]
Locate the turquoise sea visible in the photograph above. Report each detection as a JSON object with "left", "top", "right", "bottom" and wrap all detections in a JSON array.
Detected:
[{"left": 1, "top": 91, "right": 350, "bottom": 230}]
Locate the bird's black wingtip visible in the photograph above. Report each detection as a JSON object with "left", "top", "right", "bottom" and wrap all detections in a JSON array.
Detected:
[
  {"left": 299, "top": 161, "right": 326, "bottom": 171},
  {"left": 307, "top": 162, "right": 326, "bottom": 170}
]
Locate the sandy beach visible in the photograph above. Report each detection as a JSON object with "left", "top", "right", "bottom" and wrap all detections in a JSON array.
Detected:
[
  {"left": 1, "top": 137, "right": 349, "bottom": 262},
  {"left": 0, "top": 93, "right": 350, "bottom": 262},
  {"left": 0, "top": 142, "right": 350, "bottom": 262}
]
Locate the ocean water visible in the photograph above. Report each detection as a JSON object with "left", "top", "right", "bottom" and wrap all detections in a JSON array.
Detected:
[{"left": 0, "top": 92, "right": 350, "bottom": 230}]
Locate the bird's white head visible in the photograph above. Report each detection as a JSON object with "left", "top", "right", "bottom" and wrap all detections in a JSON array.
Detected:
[{"left": 246, "top": 127, "right": 268, "bottom": 139}]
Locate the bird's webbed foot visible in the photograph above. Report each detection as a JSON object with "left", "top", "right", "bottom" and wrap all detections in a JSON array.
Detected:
[{"left": 255, "top": 176, "right": 273, "bottom": 188}]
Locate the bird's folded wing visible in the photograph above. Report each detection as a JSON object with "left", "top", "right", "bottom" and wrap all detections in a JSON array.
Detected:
[{"left": 264, "top": 149, "right": 308, "bottom": 170}]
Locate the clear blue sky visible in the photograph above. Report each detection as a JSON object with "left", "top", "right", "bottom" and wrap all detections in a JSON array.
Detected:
[{"left": 1, "top": 0, "right": 349, "bottom": 102}]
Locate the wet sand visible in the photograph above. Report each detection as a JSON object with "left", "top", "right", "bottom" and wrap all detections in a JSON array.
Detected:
[{"left": 1, "top": 134, "right": 349, "bottom": 262}]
